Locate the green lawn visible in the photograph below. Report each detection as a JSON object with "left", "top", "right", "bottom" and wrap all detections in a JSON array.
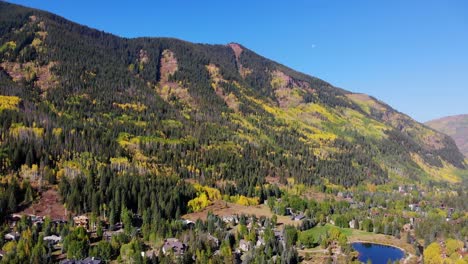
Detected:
[{"left": 299, "top": 224, "right": 374, "bottom": 248}]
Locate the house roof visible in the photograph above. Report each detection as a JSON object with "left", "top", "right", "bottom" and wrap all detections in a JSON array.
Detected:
[
  {"left": 4, "top": 232, "right": 20, "bottom": 240},
  {"left": 44, "top": 235, "right": 62, "bottom": 242},
  {"left": 293, "top": 213, "right": 305, "bottom": 220}
]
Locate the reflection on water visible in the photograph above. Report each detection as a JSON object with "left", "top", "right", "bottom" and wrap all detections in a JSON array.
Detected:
[{"left": 352, "top": 242, "right": 404, "bottom": 264}]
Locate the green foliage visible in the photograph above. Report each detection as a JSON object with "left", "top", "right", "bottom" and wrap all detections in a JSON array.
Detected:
[
  {"left": 89, "top": 241, "right": 112, "bottom": 263},
  {"left": 63, "top": 227, "right": 89, "bottom": 259},
  {"left": 284, "top": 225, "right": 298, "bottom": 248},
  {"left": 299, "top": 228, "right": 322, "bottom": 247},
  {"left": 119, "top": 239, "right": 143, "bottom": 263}
]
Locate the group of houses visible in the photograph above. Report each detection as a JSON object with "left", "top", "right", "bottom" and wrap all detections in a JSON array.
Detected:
[
  {"left": 1, "top": 213, "right": 120, "bottom": 263},
  {"left": 145, "top": 214, "right": 290, "bottom": 261},
  {"left": 1, "top": 214, "right": 65, "bottom": 261}
]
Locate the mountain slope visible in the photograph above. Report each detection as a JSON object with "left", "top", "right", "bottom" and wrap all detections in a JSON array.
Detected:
[
  {"left": 0, "top": 0, "right": 466, "bottom": 198},
  {"left": 426, "top": 114, "right": 468, "bottom": 158}
]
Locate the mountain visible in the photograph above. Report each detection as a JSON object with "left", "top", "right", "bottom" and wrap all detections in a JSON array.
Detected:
[
  {"left": 426, "top": 114, "right": 468, "bottom": 158},
  {"left": 0, "top": 0, "right": 466, "bottom": 201}
]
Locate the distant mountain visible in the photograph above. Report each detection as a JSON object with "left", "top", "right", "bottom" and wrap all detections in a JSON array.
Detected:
[
  {"left": 0, "top": 0, "right": 466, "bottom": 193},
  {"left": 426, "top": 115, "right": 468, "bottom": 158}
]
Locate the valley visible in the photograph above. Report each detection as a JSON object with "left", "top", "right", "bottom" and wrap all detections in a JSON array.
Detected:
[{"left": 0, "top": 2, "right": 467, "bottom": 263}]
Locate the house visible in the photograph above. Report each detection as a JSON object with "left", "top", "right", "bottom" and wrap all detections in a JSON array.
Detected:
[
  {"left": 274, "top": 230, "right": 283, "bottom": 239},
  {"left": 73, "top": 215, "right": 89, "bottom": 230},
  {"left": 408, "top": 204, "right": 420, "bottom": 211},
  {"left": 30, "top": 215, "right": 43, "bottom": 225},
  {"left": 0, "top": 250, "right": 5, "bottom": 259},
  {"left": 256, "top": 237, "right": 265, "bottom": 248},
  {"left": 44, "top": 235, "right": 62, "bottom": 244},
  {"left": 162, "top": 238, "right": 186, "bottom": 255},
  {"left": 60, "top": 257, "right": 102, "bottom": 264},
  {"left": 181, "top": 219, "right": 195, "bottom": 228},
  {"left": 4, "top": 232, "right": 20, "bottom": 241},
  {"left": 285, "top": 207, "right": 294, "bottom": 216},
  {"left": 222, "top": 215, "right": 238, "bottom": 225},
  {"left": 274, "top": 230, "right": 286, "bottom": 247},
  {"left": 447, "top": 208, "right": 455, "bottom": 218},
  {"left": 239, "top": 239, "right": 251, "bottom": 252},
  {"left": 7, "top": 214, "right": 21, "bottom": 228},
  {"left": 206, "top": 234, "right": 219, "bottom": 248},
  {"left": 103, "top": 228, "right": 124, "bottom": 241},
  {"left": 52, "top": 219, "right": 67, "bottom": 225},
  {"left": 145, "top": 249, "right": 158, "bottom": 259},
  {"left": 349, "top": 219, "right": 356, "bottom": 229},
  {"left": 403, "top": 224, "right": 411, "bottom": 232},
  {"left": 111, "top": 222, "right": 123, "bottom": 231},
  {"left": 292, "top": 213, "right": 305, "bottom": 221}
]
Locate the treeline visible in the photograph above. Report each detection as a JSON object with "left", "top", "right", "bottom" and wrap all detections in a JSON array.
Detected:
[{"left": 59, "top": 173, "right": 195, "bottom": 224}]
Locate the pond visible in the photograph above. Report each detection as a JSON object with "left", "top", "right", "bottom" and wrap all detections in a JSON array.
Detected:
[{"left": 351, "top": 242, "right": 405, "bottom": 264}]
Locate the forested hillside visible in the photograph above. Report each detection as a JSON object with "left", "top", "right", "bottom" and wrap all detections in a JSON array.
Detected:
[
  {"left": 1, "top": 3, "right": 468, "bottom": 263},
  {"left": 0, "top": 1, "right": 466, "bottom": 222}
]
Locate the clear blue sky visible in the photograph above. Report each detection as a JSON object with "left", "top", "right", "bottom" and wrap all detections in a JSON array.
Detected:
[{"left": 6, "top": 0, "right": 468, "bottom": 122}]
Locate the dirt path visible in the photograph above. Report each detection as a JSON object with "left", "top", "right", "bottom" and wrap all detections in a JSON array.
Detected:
[{"left": 182, "top": 200, "right": 301, "bottom": 226}]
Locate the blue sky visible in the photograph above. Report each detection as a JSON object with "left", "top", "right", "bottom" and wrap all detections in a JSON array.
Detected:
[{"left": 6, "top": 0, "right": 468, "bottom": 122}]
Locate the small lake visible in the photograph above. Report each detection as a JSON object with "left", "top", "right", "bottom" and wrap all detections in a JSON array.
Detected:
[{"left": 352, "top": 242, "right": 404, "bottom": 264}]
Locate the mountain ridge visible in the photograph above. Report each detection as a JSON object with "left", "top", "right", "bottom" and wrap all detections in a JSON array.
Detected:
[
  {"left": 426, "top": 114, "right": 468, "bottom": 158},
  {"left": 0, "top": 1, "right": 466, "bottom": 192}
]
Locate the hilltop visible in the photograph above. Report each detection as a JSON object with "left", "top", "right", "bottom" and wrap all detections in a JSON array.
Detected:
[{"left": 426, "top": 114, "right": 468, "bottom": 158}]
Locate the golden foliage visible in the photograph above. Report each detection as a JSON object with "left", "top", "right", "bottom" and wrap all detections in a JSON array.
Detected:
[
  {"left": 0, "top": 95, "right": 21, "bottom": 111},
  {"left": 424, "top": 242, "right": 443, "bottom": 264},
  {"left": 227, "top": 195, "right": 259, "bottom": 206},
  {"left": 187, "top": 184, "right": 222, "bottom": 212},
  {"left": 9, "top": 123, "right": 44, "bottom": 138},
  {"left": 113, "top": 102, "right": 147, "bottom": 112}
]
